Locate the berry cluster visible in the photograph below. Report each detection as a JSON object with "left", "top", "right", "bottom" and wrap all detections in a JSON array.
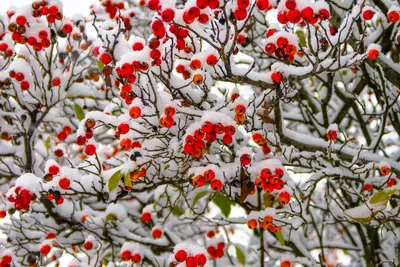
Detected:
[
  {"left": 277, "top": 0, "right": 330, "bottom": 25},
  {"left": 120, "top": 249, "right": 142, "bottom": 264},
  {"left": 234, "top": 104, "right": 246, "bottom": 125},
  {"left": 75, "top": 118, "right": 97, "bottom": 156},
  {"left": 192, "top": 169, "right": 223, "bottom": 191},
  {"left": 206, "top": 241, "right": 225, "bottom": 260},
  {"left": 184, "top": 121, "right": 236, "bottom": 158},
  {"left": 252, "top": 132, "right": 271, "bottom": 154},
  {"left": 8, "top": 186, "right": 36, "bottom": 211},
  {"left": 254, "top": 167, "right": 286, "bottom": 193},
  {"left": 57, "top": 125, "right": 72, "bottom": 142},
  {"left": 182, "top": 6, "right": 210, "bottom": 25},
  {"left": 46, "top": 189, "right": 64, "bottom": 205},
  {"left": 159, "top": 106, "right": 176, "bottom": 128},
  {"left": 8, "top": 70, "right": 30, "bottom": 91},
  {"left": 0, "top": 38, "right": 13, "bottom": 58},
  {"left": 8, "top": 2, "right": 62, "bottom": 52},
  {"left": 265, "top": 31, "right": 298, "bottom": 66},
  {"left": 100, "top": 0, "right": 125, "bottom": 19},
  {"left": 173, "top": 249, "right": 207, "bottom": 267},
  {"left": 247, "top": 214, "right": 282, "bottom": 233},
  {"left": 31, "top": 1, "right": 63, "bottom": 23}
]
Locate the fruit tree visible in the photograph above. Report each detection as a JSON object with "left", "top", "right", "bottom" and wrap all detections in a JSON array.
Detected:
[{"left": 0, "top": 0, "right": 400, "bottom": 266}]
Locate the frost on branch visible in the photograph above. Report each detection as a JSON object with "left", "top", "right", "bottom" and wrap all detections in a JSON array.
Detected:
[{"left": 0, "top": 0, "right": 400, "bottom": 266}]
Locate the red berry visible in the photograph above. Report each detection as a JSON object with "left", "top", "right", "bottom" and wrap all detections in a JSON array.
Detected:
[
  {"left": 301, "top": 7, "right": 314, "bottom": 21},
  {"left": 197, "top": 0, "right": 208, "bottom": 9},
  {"left": 240, "top": 154, "right": 251, "bottom": 165},
  {"left": 194, "top": 254, "right": 207, "bottom": 266},
  {"left": 281, "top": 261, "right": 291, "bottom": 267},
  {"left": 101, "top": 53, "right": 112, "bottom": 65},
  {"left": 265, "top": 43, "right": 276, "bottom": 54},
  {"left": 40, "top": 244, "right": 51, "bottom": 255},
  {"left": 83, "top": 241, "right": 93, "bottom": 250},
  {"left": 118, "top": 122, "right": 130, "bottom": 134},
  {"left": 185, "top": 256, "right": 196, "bottom": 267},
  {"left": 318, "top": 9, "right": 330, "bottom": 20},
  {"left": 129, "top": 106, "right": 141, "bottom": 119},
  {"left": 271, "top": 72, "right": 283, "bottom": 83},
  {"left": 175, "top": 250, "right": 187, "bottom": 262},
  {"left": 164, "top": 106, "right": 176, "bottom": 116},
  {"left": 204, "top": 169, "right": 215, "bottom": 181},
  {"left": 57, "top": 131, "right": 67, "bottom": 141},
  {"left": 210, "top": 179, "right": 222, "bottom": 191},
  {"left": 285, "top": 0, "right": 296, "bottom": 10},
  {"left": 363, "top": 184, "right": 373, "bottom": 192},
  {"left": 62, "top": 23, "right": 73, "bottom": 34},
  {"left": 59, "top": 177, "right": 70, "bottom": 190},
  {"left": 84, "top": 144, "right": 96, "bottom": 156},
  {"left": 52, "top": 77, "right": 61, "bottom": 86},
  {"left": 48, "top": 165, "right": 60, "bottom": 175},
  {"left": 225, "top": 125, "right": 236, "bottom": 136},
  {"left": 362, "top": 9, "right": 374, "bottom": 20},
  {"left": 1, "top": 255, "right": 11, "bottom": 264},
  {"left": 326, "top": 130, "right": 337, "bottom": 141},
  {"left": 0, "top": 210, "right": 6, "bottom": 219},
  {"left": 152, "top": 228, "right": 163, "bottom": 239},
  {"left": 387, "top": 10, "right": 400, "bottom": 23},
  {"left": 20, "top": 81, "right": 30, "bottom": 91},
  {"left": 16, "top": 15, "right": 27, "bottom": 25},
  {"left": 234, "top": 8, "right": 247, "bottom": 21},
  {"left": 287, "top": 9, "right": 301, "bottom": 24},
  {"left": 222, "top": 134, "right": 232, "bottom": 145},
  {"left": 256, "top": 0, "right": 269, "bottom": 11},
  {"left": 161, "top": 8, "right": 175, "bottom": 22},
  {"left": 201, "top": 121, "right": 214, "bottom": 133},
  {"left": 276, "top": 37, "right": 288, "bottom": 49},
  {"left": 247, "top": 218, "right": 258, "bottom": 229},
  {"left": 278, "top": 191, "right": 290, "bottom": 205},
  {"left": 120, "top": 250, "right": 132, "bottom": 262},
  {"left": 76, "top": 135, "right": 87, "bottom": 146},
  {"left": 131, "top": 253, "right": 142, "bottom": 263},
  {"left": 206, "top": 54, "right": 218, "bottom": 66},
  {"left": 277, "top": 11, "right": 288, "bottom": 24},
  {"left": 368, "top": 49, "right": 379, "bottom": 60},
  {"left": 141, "top": 212, "right": 152, "bottom": 223}
]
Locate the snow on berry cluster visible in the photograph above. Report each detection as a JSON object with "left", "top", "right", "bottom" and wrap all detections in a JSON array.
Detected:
[
  {"left": 171, "top": 242, "right": 208, "bottom": 267},
  {"left": 183, "top": 112, "right": 237, "bottom": 158},
  {"left": 277, "top": 0, "right": 330, "bottom": 25}
]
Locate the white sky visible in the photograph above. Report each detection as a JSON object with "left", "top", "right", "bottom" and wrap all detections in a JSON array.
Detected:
[{"left": 7, "top": 0, "right": 94, "bottom": 16}]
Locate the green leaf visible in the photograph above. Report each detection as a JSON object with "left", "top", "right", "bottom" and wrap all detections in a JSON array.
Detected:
[
  {"left": 106, "top": 213, "right": 118, "bottom": 221},
  {"left": 97, "top": 61, "right": 104, "bottom": 71},
  {"left": 193, "top": 191, "right": 209, "bottom": 206},
  {"left": 171, "top": 205, "right": 184, "bottom": 216},
  {"left": 275, "top": 231, "right": 285, "bottom": 246},
  {"left": 73, "top": 103, "right": 85, "bottom": 121},
  {"left": 212, "top": 192, "right": 234, "bottom": 217},
  {"left": 107, "top": 170, "right": 122, "bottom": 192},
  {"left": 234, "top": 245, "right": 246, "bottom": 265},
  {"left": 164, "top": 164, "right": 170, "bottom": 170},
  {"left": 296, "top": 30, "right": 307, "bottom": 48},
  {"left": 44, "top": 136, "right": 51, "bottom": 150},
  {"left": 369, "top": 189, "right": 395, "bottom": 204},
  {"left": 124, "top": 172, "right": 132, "bottom": 188},
  {"left": 346, "top": 215, "right": 373, "bottom": 224}
]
